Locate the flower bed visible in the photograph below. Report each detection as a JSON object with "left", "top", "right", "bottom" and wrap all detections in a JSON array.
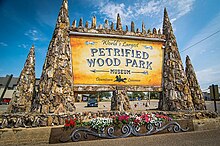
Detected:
[
  {"left": 64, "top": 113, "right": 172, "bottom": 132},
  {"left": 60, "top": 112, "right": 189, "bottom": 142},
  {"left": 0, "top": 111, "right": 217, "bottom": 129}
]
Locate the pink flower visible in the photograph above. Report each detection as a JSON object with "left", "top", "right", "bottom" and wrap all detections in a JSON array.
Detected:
[
  {"left": 140, "top": 114, "right": 151, "bottom": 123},
  {"left": 118, "top": 115, "right": 129, "bottom": 122},
  {"left": 134, "top": 117, "right": 141, "bottom": 125}
]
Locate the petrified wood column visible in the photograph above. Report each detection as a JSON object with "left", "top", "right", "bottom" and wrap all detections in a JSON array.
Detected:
[
  {"left": 91, "top": 16, "right": 96, "bottom": 29},
  {"left": 37, "top": 0, "right": 75, "bottom": 114},
  {"left": 8, "top": 45, "right": 36, "bottom": 113},
  {"left": 116, "top": 13, "right": 122, "bottom": 31},
  {"left": 158, "top": 8, "right": 194, "bottom": 111},
  {"left": 111, "top": 89, "right": 131, "bottom": 111},
  {"left": 185, "top": 55, "right": 206, "bottom": 110}
]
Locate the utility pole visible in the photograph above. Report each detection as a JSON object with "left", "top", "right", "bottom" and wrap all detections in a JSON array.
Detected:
[{"left": 0, "top": 74, "right": 13, "bottom": 102}]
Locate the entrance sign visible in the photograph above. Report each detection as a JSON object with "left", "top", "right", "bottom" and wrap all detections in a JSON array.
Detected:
[{"left": 70, "top": 32, "right": 164, "bottom": 87}]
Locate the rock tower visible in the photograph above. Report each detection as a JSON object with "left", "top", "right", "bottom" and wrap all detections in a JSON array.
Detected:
[
  {"left": 185, "top": 55, "right": 206, "bottom": 110},
  {"left": 159, "top": 8, "right": 194, "bottom": 110},
  {"left": 37, "top": 0, "right": 75, "bottom": 114},
  {"left": 8, "top": 45, "right": 36, "bottom": 113},
  {"left": 111, "top": 89, "right": 131, "bottom": 111}
]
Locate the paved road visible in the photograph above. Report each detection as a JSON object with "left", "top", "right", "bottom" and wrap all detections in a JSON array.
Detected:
[
  {"left": 74, "top": 99, "right": 159, "bottom": 112},
  {"left": 41, "top": 128, "right": 220, "bottom": 146},
  {"left": 1, "top": 100, "right": 220, "bottom": 113},
  {"left": 75, "top": 100, "right": 220, "bottom": 113}
]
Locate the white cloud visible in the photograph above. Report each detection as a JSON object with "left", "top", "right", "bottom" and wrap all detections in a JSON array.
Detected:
[
  {"left": 0, "top": 42, "right": 8, "bottom": 47},
  {"left": 196, "top": 66, "right": 220, "bottom": 90},
  {"left": 24, "top": 29, "right": 40, "bottom": 41},
  {"left": 168, "top": 0, "right": 195, "bottom": 22},
  {"left": 134, "top": 1, "right": 162, "bottom": 17},
  {"left": 92, "top": 0, "right": 195, "bottom": 26},
  {"left": 94, "top": 1, "right": 133, "bottom": 24},
  {"left": 24, "top": 28, "right": 47, "bottom": 42},
  {"left": 18, "top": 44, "right": 29, "bottom": 49}
]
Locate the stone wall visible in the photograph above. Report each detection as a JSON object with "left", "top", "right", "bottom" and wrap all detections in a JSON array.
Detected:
[{"left": 1, "top": 117, "right": 220, "bottom": 145}]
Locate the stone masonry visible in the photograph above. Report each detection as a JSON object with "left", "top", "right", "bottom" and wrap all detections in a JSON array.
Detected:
[
  {"left": 158, "top": 8, "right": 194, "bottom": 111},
  {"left": 111, "top": 89, "right": 131, "bottom": 111},
  {"left": 8, "top": 46, "right": 35, "bottom": 113},
  {"left": 7, "top": 0, "right": 203, "bottom": 113},
  {"left": 37, "top": 0, "right": 75, "bottom": 114},
  {"left": 185, "top": 55, "right": 206, "bottom": 110}
]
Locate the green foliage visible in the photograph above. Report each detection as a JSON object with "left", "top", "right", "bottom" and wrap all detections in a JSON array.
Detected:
[
  {"left": 92, "top": 92, "right": 111, "bottom": 98},
  {"left": 127, "top": 92, "right": 145, "bottom": 100}
]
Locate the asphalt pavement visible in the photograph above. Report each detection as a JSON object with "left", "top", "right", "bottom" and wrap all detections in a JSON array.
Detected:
[{"left": 40, "top": 128, "right": 220, "bottom": 146}]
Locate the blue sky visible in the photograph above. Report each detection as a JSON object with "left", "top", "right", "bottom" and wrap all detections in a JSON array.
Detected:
[{"left": 0, "top": 0, "right": 220, "bottom": 90}]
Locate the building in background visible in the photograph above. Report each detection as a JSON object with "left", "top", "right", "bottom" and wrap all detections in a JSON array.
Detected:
[{"left": 0, "top": 75, "right": 39, "bottom": 104}]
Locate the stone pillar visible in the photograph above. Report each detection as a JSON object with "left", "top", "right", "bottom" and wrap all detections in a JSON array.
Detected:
[
  {"left": 8, "top": 45, "right": 35, "bottom": 113},
  {"left": 185, "top": 55, "right": 206, "bottom": 110},
  {"left": 85, "top": 21, "right": 89, "bottom": 28},
  {"left": 142, "top": 21, "right": 146, "bottom": 34},
  {"left": 116, "top": 13, "right": 122, "bottom": 31},
  {"left": 111, "top": 91, "right": 118, "bottom": 111},
  {"left": 159, "top": 8, "right": 194, "bottom": 111},
  {"left": 110, "top": 22, "right": 114, "bottom": 31},
  {"left": 72, "top": 20, "right": 76, "bottom": 29},
  {"left": 37, "top": 0, "right": 75, "bottom": 114},
  {"left": 125, "top": 25, "right": 128, "bottom": 32},
  {"left": 79, "top": 18, "right": 83, "bottom": 27},
  {"left": 91, "top": 16, "right": 96, "bottom": 29},
  {"left": 111, "top": 89, "right": 131, "bottom": 111},
  {"left": 131, "top": 21, "right": 135, "bottom": 33}
]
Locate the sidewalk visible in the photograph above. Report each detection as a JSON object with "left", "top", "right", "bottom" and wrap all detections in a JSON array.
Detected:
[{"left": 42, "top": 128, "right": 220, "bottom": 146}]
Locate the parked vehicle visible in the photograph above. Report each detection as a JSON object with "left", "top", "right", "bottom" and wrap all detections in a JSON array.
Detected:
[
  {"left": 0, "top": 98, "right": 11, "bottom": 105},
  {"left": 87, "top": 98, "right": 98, "bottom": 107}
]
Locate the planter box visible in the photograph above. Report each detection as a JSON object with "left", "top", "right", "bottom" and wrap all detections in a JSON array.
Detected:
[{"left": 50, "top": 119, "right": 193, "bottom": 144}]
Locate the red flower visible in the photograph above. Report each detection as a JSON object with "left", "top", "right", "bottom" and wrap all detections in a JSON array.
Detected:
[
  {"left": 134, "top": 118, "right": 140, "bottom": 125},
  {"left": 65, "top": 119, "right": 69, "bottom": 123},
  {"left": 118, "top": 115, "right": 129, "bottom": 122},
  {"left": 155, "top": 114, "right": 172, "bottom": 121},
  {"left": 69, "top": 118, "right": 76, "bottom": 127},
  {"left": 64, "top": 123, "right": 70, "bottom": 127},
  {"left": 64, "top": 118, "right": 76, "bottom": 128}
]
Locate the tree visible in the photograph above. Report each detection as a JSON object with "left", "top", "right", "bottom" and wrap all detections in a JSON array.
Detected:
[{"left": 128, "top": 92, "right": 146, "bottom": 100}]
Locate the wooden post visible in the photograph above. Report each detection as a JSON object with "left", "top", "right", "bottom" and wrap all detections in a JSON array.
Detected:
[{"left": 210, "top": 84, "right": 218, "bottom": 113}]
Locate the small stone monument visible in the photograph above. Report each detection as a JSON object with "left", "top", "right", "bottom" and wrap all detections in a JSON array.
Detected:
[
  {"left": 8, "top": 45, "right": 35, "bottom": 113},
  {"left": 37, "top": 0, "right": 75, "bottom": 114},
  {"left": 185, "top": 55, "right": 206, "bottom": 110},
  {"left": 159, "top": 8, "right": 194, "bottom": 111}
]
